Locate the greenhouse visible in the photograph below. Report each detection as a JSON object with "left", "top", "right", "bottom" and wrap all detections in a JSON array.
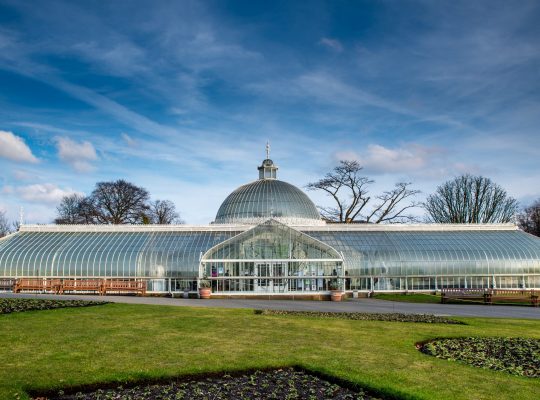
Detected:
[{"left": 0, "top": 157, "right": 539, "bottom": 295}]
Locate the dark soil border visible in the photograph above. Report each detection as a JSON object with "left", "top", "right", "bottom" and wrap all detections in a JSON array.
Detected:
[{"left": 29, "top": 366, "right": 409, "bottom": 400}]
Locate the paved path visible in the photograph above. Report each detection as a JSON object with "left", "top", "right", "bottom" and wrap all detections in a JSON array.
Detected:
[{"left": 2, "top": 292, "right": 539, "bottom": 319}]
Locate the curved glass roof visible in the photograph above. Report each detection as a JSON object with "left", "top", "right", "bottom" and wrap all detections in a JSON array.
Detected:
[
  {"left": 308, "top": 230, "right": 540, "bottom": 276},
  {"left": 214, "top": 179, "right": 323, "bottom": 225},
  {"left": 0, "top": 224, "right": 538, "bottom": 290}
]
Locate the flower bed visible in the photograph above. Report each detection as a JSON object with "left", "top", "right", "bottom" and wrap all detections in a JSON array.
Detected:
[
  {"left": 46, "top": 368, "right": 382, "bottom": 400},
  {"left": 419, "top": 337, "right": 540, "bottom": 377},
  {"left": 255, "top": 309, "right": 464, "bottom": 324},
  {"left": 0, "top": 298, "right": 108, "bottom": 314}
]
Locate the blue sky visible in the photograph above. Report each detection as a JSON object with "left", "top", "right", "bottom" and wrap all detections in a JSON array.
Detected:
[{"left": 0, "top": 0, "right": 539, "bottom": 225}]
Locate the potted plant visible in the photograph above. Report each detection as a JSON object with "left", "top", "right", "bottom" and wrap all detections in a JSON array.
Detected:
[
  {"left": 329, "top": 280, "right": 342, "bottom": 302},
  {"left": 198, "top": 279, "right": 211, "bottom": 299}
]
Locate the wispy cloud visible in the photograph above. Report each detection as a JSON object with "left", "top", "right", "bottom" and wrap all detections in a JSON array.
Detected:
[
  {"left": 319, "top": 37, "right": 343, "bottom": 52},
  {"left": 121, "top": 133, "right": 136, "bottom": 147},
  {"left": 0, "top": 1, "right": 538, "bottom": 223}
]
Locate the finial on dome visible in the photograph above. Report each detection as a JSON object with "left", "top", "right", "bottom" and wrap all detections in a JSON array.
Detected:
[{"left": 258, "top": 142, "right": 278, "bottom": 180}]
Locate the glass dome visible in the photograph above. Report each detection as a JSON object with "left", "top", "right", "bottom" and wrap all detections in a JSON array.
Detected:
[{"left": 214, "top": 158, "right": 324, "bottom": 225}]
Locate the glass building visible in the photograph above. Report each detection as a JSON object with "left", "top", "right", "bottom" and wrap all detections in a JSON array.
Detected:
[{"left": 1, "top": 157, "right": 539, "bottom": 294}]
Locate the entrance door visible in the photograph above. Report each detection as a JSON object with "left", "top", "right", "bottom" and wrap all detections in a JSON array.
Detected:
[
  {"left": 255, "top": 262, "right": 287, "bottom": 292},
  {"left": 255, "top": 263, "right": 271, "bottom": 291}
]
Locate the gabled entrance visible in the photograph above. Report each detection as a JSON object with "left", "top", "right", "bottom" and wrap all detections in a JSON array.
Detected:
[{"left": 200, "top": 219, "right": 343, "bottom": 294}]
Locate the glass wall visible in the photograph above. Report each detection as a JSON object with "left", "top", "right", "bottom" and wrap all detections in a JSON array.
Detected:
[
  {"left": 308, "top": 230, "right": 540, "bottom": 290},
  {"left": 0, "top": 230, "right": 240, "bottom": 280},
  {"left": 0, "top": 225, "right": 539, "bottom": 292}
]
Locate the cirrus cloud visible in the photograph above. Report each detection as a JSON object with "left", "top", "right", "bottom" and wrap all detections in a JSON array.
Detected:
[
  {"left": 319, "top": 37, "right": 344, "bottom": 52},
  {"left": 0, "top": 130, "right": 38, "bottom": 163}
]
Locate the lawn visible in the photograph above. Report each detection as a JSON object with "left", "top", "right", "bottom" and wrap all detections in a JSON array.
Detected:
[
  {"left": 372, "top": 293, "right": 442, "bottom": 303},
  {"left": 372, "top": 293, "right": 535, "bottom": 306},
  {"left": 1, "top": 303, "right": 539, "bottom": 400}
]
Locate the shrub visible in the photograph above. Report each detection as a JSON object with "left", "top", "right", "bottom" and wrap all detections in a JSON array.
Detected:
[
  {"left": 255, "top": 309, "right": 465, "bottom": 324},
  {"left": 0, "top": 298, "right": 108, "bottom": 314},
  {"left": 419, "top": 337, "right": 540, "bottom": 377}
]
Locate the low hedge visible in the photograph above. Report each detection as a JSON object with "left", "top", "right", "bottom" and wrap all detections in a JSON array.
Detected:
[
  {"left": 0, "top": 298, "right": 108, "bottom": 314},
  {"left": 419, "top": 337, "right": 540, "bottom": 378},
  {"left": 255, "top": 309, "right": 465, "bottom": 324}
]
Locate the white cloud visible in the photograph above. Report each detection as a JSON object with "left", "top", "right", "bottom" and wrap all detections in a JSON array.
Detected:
[
  {"left": 319, "top": 37, "right": 343, "bottom": 52},
  {"left": 0, "top": 130, "right": 38, "bottom": 163},
  {"left": 335, "top": 144, "right": 442, "bottom": 174},
  {"left": 56, "top": 136, "right": 98, "bottom": 172},
  {"left": 333, "top": 144, "right": 493, "bottom": 182},
  {"left": 14, "top": 183, "right": 82, "bottom": 204}
]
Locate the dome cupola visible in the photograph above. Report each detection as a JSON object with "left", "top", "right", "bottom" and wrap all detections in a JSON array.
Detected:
[{"left": 214, "top": 144, "right": 324, "bottom": 226}]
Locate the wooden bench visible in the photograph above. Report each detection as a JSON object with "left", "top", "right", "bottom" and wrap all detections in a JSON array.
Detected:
[
  {"left": 59, "top": 279, "right": 103, "bottom": 295},
  {"left": 102, "top": 279, "right": 146, "bottom": 296},
  {"left": 12, "top": 278, "right": 147, "bottom": 296},
  {"left": 13, "top": 278, "right": 62, "bottom": 294},
  {"left": 485, "top": 290, "right": 538, "bottom": 307},
  {"left": 441, "top": 288, "right": 487, "bottom": 304},
  {"left": 0, "top": 278, "right": 16, "bottom": 291}
]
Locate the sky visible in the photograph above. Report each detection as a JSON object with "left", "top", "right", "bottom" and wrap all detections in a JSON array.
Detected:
[{"left": 0, "top": 0, "right": 539, "bottom": 225}]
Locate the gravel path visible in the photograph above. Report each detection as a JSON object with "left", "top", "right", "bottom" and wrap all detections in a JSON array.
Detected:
[{"left": 1, "top": 292, "right": 539, "bottom": 319}]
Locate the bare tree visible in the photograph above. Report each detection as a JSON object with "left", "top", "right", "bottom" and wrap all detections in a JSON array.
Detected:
[
  {"left": 518, "top": 199, "right": 540, "bottom": 237},
  {"left": 306, "top": 160, "right": 420, "bottom": 223},
  {"left": 54, "top": 181, "right": 184, "bottom": 225},
  {"left": 0, "top": 211, "right": 10, "bottom": 237},
  {"left": 89, "top": 180, "right": 150, "bottom": 224},
  {"left": 55, "top": 194, "right": 93, "bottom": 224},
  {"left": 148, "top": 199, "right": 183, "bottom": 224},
  {"left": 424, "top": 174, "right": 518, "bottom": 223},
  {"left": 11, "top": 220, "right": 20, "bottom": 232},
  {"left": 367, "top": 182, "right": 421, "bottom": 223}
]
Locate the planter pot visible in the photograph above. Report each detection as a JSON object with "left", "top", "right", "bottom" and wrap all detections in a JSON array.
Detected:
[
  {"left": 199, "top": 287, "right": 211, "bottom": 299},
  {"left": 330, "top": 290, "right": 343, "bottom": 302}
]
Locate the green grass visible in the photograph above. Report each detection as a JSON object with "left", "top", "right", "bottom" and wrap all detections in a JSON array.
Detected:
[
  {"left": 372, "top": 293, "right": 536, "bottom": 306},
  {"left": 1, "top": 303, "right": 539, "bottom": 400},
  {"left": 372, "top": 293, "right": 443, "bottom": 303}
]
